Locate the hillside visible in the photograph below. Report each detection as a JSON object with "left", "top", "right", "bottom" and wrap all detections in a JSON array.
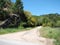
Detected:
[{"left": 33, "top": 13, "right": 60, "bottom": 27}]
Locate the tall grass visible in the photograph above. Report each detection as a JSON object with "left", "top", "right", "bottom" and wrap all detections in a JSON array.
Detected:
[
  {"left": 40, "top": 27, "right": 60, "bottom": 45},
  {"left": 0, "top": 26, "right": 32, "bottom": 35}
]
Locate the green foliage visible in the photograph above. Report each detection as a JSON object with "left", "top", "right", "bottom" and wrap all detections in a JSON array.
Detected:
[
  {"left": 0, "top": 0, "right": 5, "bottom": 9},
  {"left": 0, "top": 0, "right": 12, "bottom": 20},
  {"left": 0, "top": 0, "right": 37, "bottom": 28},
  {"left": 33, "top": 13, "right": 60, "bottom": 27},
  {"left": 27, "top": 17, "right": 37, "bottom": 26},
  {"left": 0, "top": 0, "right": 60, "bottom": 28},
  {"left": 0, "top": 10, "right": 9, "bottom": 20},
  {"left": 4, "top": 0, "right": 12, "bottom": 8},
  {"left": 40, "top": 27, "right": 60, "bottom": 45},
  {"left": 13, "top": 0, "right": 23, "bottom": 14},
  {"left": 24, "top": 11, "right": 32, "bottom": 19},
  {"left": 13, "top": 0, "right": 28, "bottom": 22},
  {"left": 24, "top": 11, "right": 37, "bottom": 27},
  {"left": 55, "top": 21, "right": 60, "bottom": 27},
  {"left": 0, "top": 0, "right": 27, "bottom": 28},
  {"left": 0, "top": 0, "right": 12, "bottom": 9},
  {"left": 0, "top": 25, "right": 32, "bottom": 34}
]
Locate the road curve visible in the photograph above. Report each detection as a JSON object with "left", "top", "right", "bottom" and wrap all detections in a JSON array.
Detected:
[{"left": 0, "top": 26, "right": 54, "bottom": 45}]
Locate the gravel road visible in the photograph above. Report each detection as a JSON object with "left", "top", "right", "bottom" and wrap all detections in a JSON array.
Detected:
[{"left": 0, "top": 26, "right": 54, "bottom": 45}]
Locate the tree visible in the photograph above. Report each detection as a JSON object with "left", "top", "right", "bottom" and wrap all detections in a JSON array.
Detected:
[
  {"left": 4, "top": 0, "right": 12, "bottom": 8},
  {"left": 0, "top": 0, "right": 10, "bottom": 20},
  {"left": 14, "top": 0, "right": 23, "bottom": 14},
  {"left": 24, "top": 11, "right": 32, "bottom": 20},
  {"left": 0, "top": 0, "right": 5, "bottom": 10},
  {"left": 0, "top": 0, "right": 12, "bottom": 10},
  {"left": 24, "top": 11, "right": 37, "bottom": 27},
  {"left": 13, "top": 0, "right": 27, "bottom": 22}
]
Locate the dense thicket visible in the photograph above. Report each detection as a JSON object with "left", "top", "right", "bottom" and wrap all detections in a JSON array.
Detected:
[
  {"left": 33, "top": 13, "right": 60, "bottom": 27},
  {"left": 0, "top": 0, "right": 27, "bottom": 28},
  {"left": 0, "top": 0, "right": 36, "bottom": 28},
  {"left": 23, "top": 11, "right": 37, "bottom": 27},
  {"left": 0, "top": 0, "right": 11, "bottom": 20},
  {"left": 0, "top": 0, "right": 60, "bottom": 28}
]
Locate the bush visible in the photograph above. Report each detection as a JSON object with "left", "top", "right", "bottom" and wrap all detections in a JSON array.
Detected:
[
  {"left": 40, "top": 27, "right": 60, "bottom": 45},
  {"left": 42, "top": 23, "right": 47, "bottom": 27},
  {"left": 55, "top": 21, "right": 60, "bottom": 27},
  {"left": 0, "top": 10, "right": 9, "bottom": 21}
]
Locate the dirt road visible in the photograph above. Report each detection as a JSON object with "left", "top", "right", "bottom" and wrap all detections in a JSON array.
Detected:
[{"left": 0, "top": 26, "right": 54, "bottom": 45}]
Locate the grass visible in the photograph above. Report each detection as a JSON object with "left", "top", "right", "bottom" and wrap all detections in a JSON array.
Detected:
[
  {"left": 40, "top": 27, "right": 60, "bottom": 45},
  {"left": 0, "top": 26, "right": 32, "bottom": 35}
]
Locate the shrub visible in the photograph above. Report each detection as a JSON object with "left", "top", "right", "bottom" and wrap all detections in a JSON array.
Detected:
[{"left": 40, "top": 27, "right": 60, "bottom": 45}]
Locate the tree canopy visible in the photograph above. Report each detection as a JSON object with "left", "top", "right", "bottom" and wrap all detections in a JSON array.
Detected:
[{"left": 33, "top": 13, "right": 60, "bottom": 27}]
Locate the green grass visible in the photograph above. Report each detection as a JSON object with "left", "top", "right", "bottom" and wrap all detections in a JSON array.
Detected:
[
  {"left": 0, "top": 26, "right": 32, "bottom": 35},
  {"left": 40, "top": 27, "right": 60, "bottom": 45}
]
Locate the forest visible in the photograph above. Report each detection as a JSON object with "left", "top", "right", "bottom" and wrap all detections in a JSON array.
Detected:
[
  {"left": 0, "top": 0, "right": 37, "bottom": 28},
  {"left": 33, "top": 13, "right": 60, "bottom": 27}
]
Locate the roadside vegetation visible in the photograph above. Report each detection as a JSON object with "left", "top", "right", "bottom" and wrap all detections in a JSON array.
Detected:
[
  {"left": 40, "top": 27, "right": 60, "bottom": 45},
  {"left": 0, "top": 26, "right": 32, "bottom": 35},
  {"left": 34, "top": 13, "right": 60, "bottom": 45},
  {"left": 0, "top": 0, "right": 37, "bottom": 28},
  {"left": 0, "top": 0, "right": 60, "bottom": 45},
  {"left": 0, "top": 0, "right": 36, "bottom": 34},
  {"left": 33, "top": 13, "right": 60, "bottom": 27}
]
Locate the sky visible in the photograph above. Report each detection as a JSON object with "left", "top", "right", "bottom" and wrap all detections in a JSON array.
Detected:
[{"left": 11, "top": 0, "right": 60, "bottom": 16}]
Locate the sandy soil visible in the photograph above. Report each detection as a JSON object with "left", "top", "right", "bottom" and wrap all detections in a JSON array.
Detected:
[{"left": 0, "top": 26, "right": 54, "bottom": 45}]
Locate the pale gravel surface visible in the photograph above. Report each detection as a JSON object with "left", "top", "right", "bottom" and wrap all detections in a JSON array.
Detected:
[{"left": 0, "top": 26, "right": 54, "bottom": 45}]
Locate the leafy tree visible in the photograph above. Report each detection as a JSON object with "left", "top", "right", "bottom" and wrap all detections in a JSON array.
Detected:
[
  {"left": 14, "top": 0, "right": 23, "bottom": 14},
  {"left": 0, "top": 0, "right": 11, "bottom": 20},
  {"left": 33, "top": 13, "right": 60, "bottom": 27},
  {"left": 4, "top": 0, "right": 12, "bottom": 8},
  {"left": 0, "top": 0, "right": 12, "bottom": 9},
  {"left": 24, "top": 11, "right": 32, "bottom": 20},
  {"left": 24, "top": 11, "right": 37, "bottom": 27},
  {"left": 0, "top": 0, "right": 5, "bottom": 10},
  {"left": 13, "top": 0, "right": 27, "bottom": 22}
]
